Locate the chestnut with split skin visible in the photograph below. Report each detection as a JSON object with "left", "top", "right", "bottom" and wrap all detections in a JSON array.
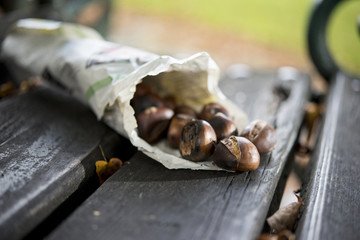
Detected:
[
  {"left": 179, "top": 120, "right": 217, "bottom": 162},
  {"left": 131, "top": 85, "right": 276, "bottom": 172},
  {"left": 240, "top": 120, "right": 277, "bottom": 154},
  {"left": 212, "top": 136, "right": 260, "bottom": 172}
]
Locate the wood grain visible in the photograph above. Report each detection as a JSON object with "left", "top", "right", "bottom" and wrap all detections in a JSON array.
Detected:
[
  {"left": 296, "top": 73, "right": 360, "bottom": 240},
  {"left": 46, "top": 70, "right": 311, "bottom": 240},
  {"left": 0, "top": 85, "right": 133, "bottom": 240}
]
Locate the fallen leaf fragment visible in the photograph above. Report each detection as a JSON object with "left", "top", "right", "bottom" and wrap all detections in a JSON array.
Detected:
[
  {"left": 277, "top": 230, "right": 295, "bottom": 240},
  {"left": 95, "top": 160, "right": 108, "bottom": 183},
  {"left": 19, "top": 77, "right": 43, "bottom": 93},
  {"left": 267, "top": 194, "right": 303, "bottom": 234},
  {"left": 0, "top": 77, "right": 43, "bottom": 99},
  {"left": 258, "top": 233, "right": 278, "bottom": 240},
  {"left": 258, "top": 230, "right": 295, "bottom": 240},
  {"left": 0, "top": 81, "right": 15, "bottom": 98},
  {"left": 95, "top": 158, "right": 123, "bottom": 184},
  {"left": 95, "top": 145, "right": 123, "bottom": 184}
]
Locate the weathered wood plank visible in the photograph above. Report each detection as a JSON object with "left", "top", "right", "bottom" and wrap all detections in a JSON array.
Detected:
[
  {"left": 296, "top": 73, "right": 360, "bottom": 240},
  {"left": 0, "top": 85, "right": 134, "bottom": 240},
  {"left": 46, "top": 69, "right": 311, "bottom": 240}
]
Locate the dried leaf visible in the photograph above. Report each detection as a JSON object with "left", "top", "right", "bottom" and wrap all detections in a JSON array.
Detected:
[
  {"left": 0, "top": 81, "right": 15, "bottom": 98},
  {"left": 19, "top": 77, "right": 43, "bottom": 93},
  {"left": 305, "top": 102, "right": 320, "bottom": 141},
  {"left": 258, "top": 233, "right": 278, "bottom": 240},
  {"left": 277, "top": 230, "right": 295, "bottom": 240},
  {"left": 104, "top": 158, "right": 123, "bottom": 179},
  {"left": 259, "top": 230, "right": 295, "bottom": 240},
  {"left": 267, "top": 194, "right": 303, "bottom": 233},
  {"left": 95, "top": 160, "right": 108, "bottom": 184},
  {"left": 258, "top": 230, "right": 295, "bottom": 240},
  {"left": 95, "top": 146, "right": 123, "bottom": 184}
]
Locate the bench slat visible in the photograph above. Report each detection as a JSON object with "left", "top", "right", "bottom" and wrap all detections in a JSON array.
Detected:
[
  {"left": 46, "top": 70, "right": 310, "bottom": 240},
  {"left": 0, "top": 85, "right": 129, "bottom": 240},
  {"left": 296, "top": 73, "right": 360, "bottom": 240}
]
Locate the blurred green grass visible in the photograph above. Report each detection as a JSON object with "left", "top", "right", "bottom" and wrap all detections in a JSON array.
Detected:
[{"left": 119, "top": 0, "right": 359, "bottom": 74}]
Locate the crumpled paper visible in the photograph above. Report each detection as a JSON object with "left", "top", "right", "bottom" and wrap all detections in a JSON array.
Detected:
[{"left": 1, "top": 18, "right": 248, "bottom": 170}]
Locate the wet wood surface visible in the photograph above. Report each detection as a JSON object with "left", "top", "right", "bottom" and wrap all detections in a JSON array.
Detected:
[
  {"left": 296, "top": 73, "right": 360, "bottom": 240},
  {"left": 0, "top": 85, "right": 134, "bottom": 240},
  {"left": 46, "top": 69, "right": 311, "bottom": 240}
]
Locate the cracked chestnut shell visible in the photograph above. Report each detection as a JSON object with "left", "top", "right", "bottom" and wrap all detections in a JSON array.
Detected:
[
  {"left": 179, "top": 120, "right": 217, "bottom": 162},
  {"left": 137, "top": 107, "right": 174, "bottom": 144},
  {"left": 208, "top": 112, "right": 238, "bottom": 141},
  {"left": 240, "top": 120, "right": 277, "bottom": 154},
  {"left": 167, "top": 114, "right": 194, "bottom": 148},
  {"left": 212, "top": 136, "right": 260, "bottom": 171},
  {"left": 199, "top": 102, "right": 230, "bottom": 121}
]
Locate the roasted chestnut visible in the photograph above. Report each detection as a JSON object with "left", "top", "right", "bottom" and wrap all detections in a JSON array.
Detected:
[
  {"left": 179, "top": 120, "right": 217, "bottom": 162},
  {"left": 199, "top": 102, "right": 230, "bottom": 121},
  {"left": 208, "top": 112, "right": 238, "bottom": 141},
  {"left": 131, "top": 91, "right": 166, "bottom": 116},
  {"left": 174, "top": 105, "right": 198, "bottom": 119},
  {"left": 167, "top": 114, "right": 194, "bottom": 148},
  {"left": 133, "top": 83, "right": 152, "bottom": 98},
  {"left": 137, "top": 107, "right": 174, "bottom": 144},
  {"left": 240, "top": 120, "right": 277, "bottom": 154},
  {"left": 212, "top": 136, "right": 260, "bottom": 171},
  {"left": 163, "top": 95, "right": 177, "bottom": 109}
]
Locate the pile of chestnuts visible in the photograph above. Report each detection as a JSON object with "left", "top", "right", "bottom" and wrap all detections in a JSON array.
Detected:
[{"left": 131, "top": 83, "right": 277, "bottom": 172}]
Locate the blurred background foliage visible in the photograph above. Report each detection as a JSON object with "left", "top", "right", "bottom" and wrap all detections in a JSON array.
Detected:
[
  {"left": 0, "top": 0, "right": 359, "bottom": 76},
  {"left": 116, "top": 0, "right": 359, "bottom": 75}
]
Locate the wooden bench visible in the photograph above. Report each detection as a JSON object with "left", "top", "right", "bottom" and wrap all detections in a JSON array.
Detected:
[
  {"left": 296, "top": 0, "right": 360, "bottom": 238},
  {"left": 0, "top": 67, "right": 311, "bottom": 240},
  {"left": 296, "top": 72, "right": 360, "bottom": 240},
  {"left": 2, "top": 1, "right": 360, "bottom": 239},
  {"left": 2, "top": 67, "right": 360, "bottom": 240},
  {"left": 0, "top": 82, "right": 136, "bottom": 240}
]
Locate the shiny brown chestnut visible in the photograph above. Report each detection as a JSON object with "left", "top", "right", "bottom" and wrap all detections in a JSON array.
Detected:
[
  {"left": 212, "top": 136, "right": 260, "bottom": 171},
  {"left": 208, "top": 112, "right": 238, "bottom": 141},
  {"left": 167, "top": 114, "right": 194, "bottom": 148},
  {"left": 133, "top": 83, "right": 152, "bottom": 98},
  {"left": 131, "top": 91, "right": 166, "bottom": 116},
  {"left": 163, "top": 95, "right": 177, "bottom": 109},
  {"left": 240, "top": 120, "right": 277, "bottom": 154},
  {"left": 199, "top": 102, "right": 230, "bottom": 121},
  {"left": 179, "top": 120, "right": 217, "bottom": 162},
  {"left": 174, "top": 105, "right": 198, "bottom": 119},
  {"left": 137, "top": 107, "right": 174, "bottom": 144}
]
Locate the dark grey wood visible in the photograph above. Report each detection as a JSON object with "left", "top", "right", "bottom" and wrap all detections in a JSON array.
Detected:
[
  {"left": 0, "top": 85, "right": 133, "bottom": 240},
  {"left": 46, "top": 70, "right": 311, "bottom": 240},
  {"left": 296, "top": 73, "right": 360, "bottom": 240}
]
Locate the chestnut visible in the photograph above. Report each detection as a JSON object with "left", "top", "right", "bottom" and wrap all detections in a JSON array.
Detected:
[
  {"left": 131, "top": 91, "right": 166, "bottom": 116},
  {"left": 133, "top": 83, "right": 152, "bottom": 98},
  {"left": 179, "top": 120, "right": 217, "bottom": 162},
  {"left": 137, "top": 107, "right": 174, "bottom": 144},
  {"left": 199, "top": 102, "right": 230, "bottom": 121},
  {"left": 167, "top": 114, "right": 194, "bottom": 148},
  {"left": 240, "top": 120, "right": 277, "bottom": 154},
  {"left": 174, "top": 105, "right": 198, "bottom": 119},
  {"left": 163, "top": 95, "right": 177, "bottom": 109},
  {"left": 208, "top": 112, "right": 238, "bottom": 141},
  {"left": 212, "top": 136, "right": 260, "bottom": 171}
]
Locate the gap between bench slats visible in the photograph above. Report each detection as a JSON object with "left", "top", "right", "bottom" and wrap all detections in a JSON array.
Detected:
[
  {"left": 296, "top": 73, "right": 360, "bottom": 240},
  {"left": 45, "top": 71, "right": 311, "bottom": 240},
  {"left": 0, "top": 85, "right": 135, "bottom": 240}
]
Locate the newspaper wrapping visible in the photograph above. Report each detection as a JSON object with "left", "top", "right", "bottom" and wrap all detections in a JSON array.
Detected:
[{"left": 1, "top": 19, "right": 248, "bottom": 170}]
